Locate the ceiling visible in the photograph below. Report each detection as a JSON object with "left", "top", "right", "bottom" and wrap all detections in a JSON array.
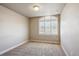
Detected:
[{"left": 2, "top": 3, "right": 65, "bottom": 17}]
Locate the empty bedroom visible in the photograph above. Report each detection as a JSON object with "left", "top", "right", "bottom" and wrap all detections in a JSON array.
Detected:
[{"left": 0, "top": 3, "right": 79, "bottom": 56}]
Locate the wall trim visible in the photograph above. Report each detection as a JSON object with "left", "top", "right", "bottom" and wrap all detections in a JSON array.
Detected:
[
  {"left": 61, "top": 44, "right": 70, "bottom": 56},
  {"left": 30, "top": 39, "right": 60, "bottom": 44},
  {"left": 0, "top": 41, "right": 26, "bottom": 55}
]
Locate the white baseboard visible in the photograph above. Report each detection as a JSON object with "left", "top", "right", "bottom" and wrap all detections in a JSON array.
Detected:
[
  {"left": 0, "top": 41, "right": 26, "bottom": 55},
  {"left": 30, "top": 39, "right": 60, "bottom": 44},
  {"left": 61, "top": 44, "right": 70, "bottom": 56}
]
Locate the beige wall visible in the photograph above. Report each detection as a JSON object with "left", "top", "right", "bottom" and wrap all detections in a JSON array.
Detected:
[
  {"left": 29, "top": 17, "right": 59, "bottom": 44},
  {"left": 61, "top": 4, "right": 79, "bottom": 56},
  {"left": 0, "top": 5, "right": 29, "bottom": 54}
]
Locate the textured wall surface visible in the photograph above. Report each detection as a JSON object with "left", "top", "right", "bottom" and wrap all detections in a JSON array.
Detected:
[
  {"left": 29, "top": 17, "right": 59, "bottom": 44},
  {"left": 0, "top": 5, "right": 29, "bottom": 54},
  {"left": 61, "top": 4, "right": 79, "bottom": 56}
]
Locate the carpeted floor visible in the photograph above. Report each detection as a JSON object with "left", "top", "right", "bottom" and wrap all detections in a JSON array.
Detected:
[{"left": 1, "top": 42, "right": 66, "bottom": 56}]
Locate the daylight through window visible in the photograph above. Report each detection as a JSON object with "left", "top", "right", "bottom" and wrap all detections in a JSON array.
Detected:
[{"left": 39, "top": 16, "right": 58, "bottom": 35}]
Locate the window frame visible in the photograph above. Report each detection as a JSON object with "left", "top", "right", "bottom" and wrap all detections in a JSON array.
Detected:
[{"left": 39, "top": 16, "right": 58, "bottom": 35}]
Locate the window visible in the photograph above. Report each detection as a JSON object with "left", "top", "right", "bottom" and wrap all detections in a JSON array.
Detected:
[{"left": 39, "top": 16, "right": 58, "bottom": 35}]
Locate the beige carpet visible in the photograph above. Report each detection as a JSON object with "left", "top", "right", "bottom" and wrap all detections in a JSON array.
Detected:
[{"left": 1, "top": 42, "right": 66, "bottom": 56}]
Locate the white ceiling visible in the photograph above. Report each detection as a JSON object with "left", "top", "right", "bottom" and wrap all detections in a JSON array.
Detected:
[{"left": 2, "top": 3, "right": 65, "bottom": 17}]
